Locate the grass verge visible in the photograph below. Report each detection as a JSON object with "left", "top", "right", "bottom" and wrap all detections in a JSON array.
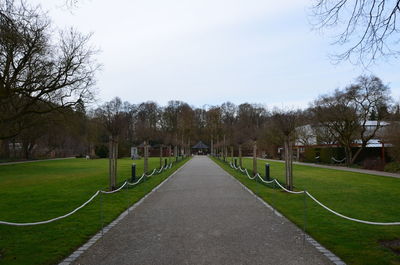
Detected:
[
  {"left": 212, "top": 157, "right": 400, "bottom": 265},
  {"left": 0, "top": 157, "right": 190, "bottom": 265}
]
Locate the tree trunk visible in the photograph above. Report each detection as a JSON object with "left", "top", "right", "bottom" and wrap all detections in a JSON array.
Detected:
[
  {"left": 211, "top": 136, "right": 214, "bottom": 155},
  {"left": 169, "top": 145, "right": 172, "bottom": 164},
  {"left": 23, "top": 140, "right": 30, "bottom": 160},
  {"left": 230, "top": 146, "right": 233, "bottom": 162},
  {"left": 109, "top": 136, "right": 113, "bottom": 190},
  {"left": 216, "top": 135, "right": 219, "bottom": 157},
  {"left": 284, "top": 136, "right": 293, "bottom": 190},
  {"left": 288, "top": 138, "right": 293, "bottom": 190},
  {"left": 344, "top": 145, "right": 352, "bottom": 167},
  {"left": 187, "top": 138, "right": 191, "bottom": 156},
  {"left": 114, "top": 137, "right": 118, "bottom": 189},
  {"left": 239, "top": 144, "right": 242, "bottom": 167},
  {"left": 0, "top": 140, "right": 10, "bottom": 159},
  {"left": 174, "top": 145, "right": 178, "bottom": 161},
  {"left": 160, "top": 145, "right": 163, "bottom": 168},
  {"left": 223, "top": 135, "right": 226, "bottom": 161},
  {"left": 12, "top": 139, "right": 16, "bottom": 159},
  {"left": 144, "top": 140, "right": 148, "bottom": 174},
  {"left": 109, "top": 135, "right": 118, "bottom": 191},
  {"left": 351, "top": 145, "right": 364, "bottom": 165},
  {"left": 253, "top": 140, "right": 257, "bottom": 176}
]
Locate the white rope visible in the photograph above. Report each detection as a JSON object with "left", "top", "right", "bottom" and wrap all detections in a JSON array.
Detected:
[
  {"left": 244, "top": 169, "right": 257, "bottom": 180},
  {"left": 331, "top": 157, "right": 346, "bottom": 163},
  {"left": 227, "top": 159, "right": 400, "bottom": 225},
  {"left": 305, "top": 191, "right": 400, "bottom": 226},
  {"left": 100, "top": 181, "right": 128, "bottom": 194},
  {"left": 273, "top": 179, "right": 305, "bottom": 194},
  {"left": 126, "top": 174, "right": 145, "bottom": 186},
  {"left": 0, "top": 162, "right": 176, "bottom": 226},
  {"left": 0, "top": 191, "right": 101, "bottom": 226},
  {"left": 256, "top": 173, "right": 275, "bottom": 184},
  {"left": 145, "top": 168, "right": 157, "bottom": 177}
]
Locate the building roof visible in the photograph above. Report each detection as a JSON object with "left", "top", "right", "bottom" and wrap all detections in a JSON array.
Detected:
[{"left": 192, "top": 141, "right": 209, "bottom": 149}]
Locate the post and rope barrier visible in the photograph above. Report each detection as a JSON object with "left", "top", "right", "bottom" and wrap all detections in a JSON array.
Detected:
[
  {"left": 0, "top": 160, "right": 179, "bottom": 226},
  {"left": 331, "top": 157, "right": 346, "bottom": 163},
  {"left": 226, "top": 160, "right": 400, "bottom": 226}
]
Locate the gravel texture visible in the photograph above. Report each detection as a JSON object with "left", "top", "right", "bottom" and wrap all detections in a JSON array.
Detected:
[{"left": 73, "top": 156, "right": 333, "bottom": 265}]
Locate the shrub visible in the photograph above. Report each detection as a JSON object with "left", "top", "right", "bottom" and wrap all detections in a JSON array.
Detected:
[
  {"left": 95, "top": 145, "right": 108, "bottom": 158},
  {"left": 384, "top": 162, "right": 400, "bottom": 173},
  {"left": 304, "top": 147, "right": 318, "bottom": 163}
]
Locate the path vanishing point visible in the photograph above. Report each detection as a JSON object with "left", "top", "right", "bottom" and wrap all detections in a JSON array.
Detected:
[{"left": 71, "top": 156, "right": 336, "bottom": 265}]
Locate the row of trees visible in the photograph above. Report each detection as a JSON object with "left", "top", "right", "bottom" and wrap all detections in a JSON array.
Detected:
[{"left": 2, "top": 75, "right": 399, "bottom": 162}]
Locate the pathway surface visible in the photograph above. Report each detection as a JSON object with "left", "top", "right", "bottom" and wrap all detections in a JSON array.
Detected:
[
  {"left": 257, "top": 158, "right": 400, "bottom": 179},
  {"left": 73, "top": 156, "right": 333, "bottom": 265}
]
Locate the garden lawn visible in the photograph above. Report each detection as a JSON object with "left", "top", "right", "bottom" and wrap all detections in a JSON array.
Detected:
[
  {"left": 0, "top": 157, "right": 189, "bottom": 265},
  {"left": 213, "top": 157, "right": 400, "bottom": 265}
]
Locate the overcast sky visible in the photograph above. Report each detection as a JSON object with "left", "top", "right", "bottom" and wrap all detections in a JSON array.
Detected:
[{"left": 33, "top": 0, "right": 400, "bottom": 108}]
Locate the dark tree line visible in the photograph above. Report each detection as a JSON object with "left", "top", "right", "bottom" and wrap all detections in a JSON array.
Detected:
[{"left": 2, "top": 74, "right": 399, "bottom": 166}]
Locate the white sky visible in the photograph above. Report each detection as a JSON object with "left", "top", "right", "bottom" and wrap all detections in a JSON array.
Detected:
[{"left": 32, "top": 0, "right": 400, "bottom": 108}]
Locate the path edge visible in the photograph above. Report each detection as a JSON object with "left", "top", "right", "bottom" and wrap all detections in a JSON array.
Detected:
[
  {"left": 253, "top": 157, "right": 400, "bottom": 179},
  {"left": 210, "top": 157, "right": 346, "bottom": 265},
  {"left": 58, "top": 158, "right": 192, "bottom": 265}
]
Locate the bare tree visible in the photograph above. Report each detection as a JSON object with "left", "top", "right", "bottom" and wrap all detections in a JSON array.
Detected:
[
  {"left": 0, "top": 0, "right": 98, "bottom": 140},
  {"left": 312, "top": 0, "right": 400, "bottom": 64},
  {"left": 346, "top": 75, "right": 391, "bottom": 162},
  {"left": 311, "top": 90, "right": 359, "bottom": 165},
  {"left": 311, "top": 75, "right": 391, "bottom": 165},
  {"left": 272, "top": 109, "right": 302, "bottom": 190},
  {"left": 96, "top": 98, "right": 129, "bottom": 190}
]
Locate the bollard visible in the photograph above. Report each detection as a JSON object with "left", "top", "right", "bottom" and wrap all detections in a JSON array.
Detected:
[
  {"left": 131, "top": 164, "right": 136, "bottom": 182},
  {"left": 265, "top": 163, "right": 270, "bottom": 181}
]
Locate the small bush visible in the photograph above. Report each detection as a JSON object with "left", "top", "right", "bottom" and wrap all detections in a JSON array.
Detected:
[
  {"left": 95, "top": 144, "right": 108, "bottom": 158},
  {"left": 304, "top": 148, "right": 318, "bottom": 162},
  {"left": 384, "top": 162, "right": 400, "bottom": 173}
]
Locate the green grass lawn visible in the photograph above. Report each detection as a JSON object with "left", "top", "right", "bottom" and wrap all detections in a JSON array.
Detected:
[
  {"left": 213, "top": 157, "right": 400, "bottom": 265},
  {"left": 0, "top": 157, "right": 189, "bottom": 265}
]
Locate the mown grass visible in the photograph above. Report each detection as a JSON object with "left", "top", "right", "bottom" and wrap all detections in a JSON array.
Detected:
[
  {"left": 0, "top": 157, "right": 189, "bottom": 265},
  {"left": 213, "top": 157, "right": 400, "bottom": 265}
]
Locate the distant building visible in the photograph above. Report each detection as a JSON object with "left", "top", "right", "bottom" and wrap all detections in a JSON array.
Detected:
[{"left": 292, "top": 121, "right": 391, "bottom": 164}]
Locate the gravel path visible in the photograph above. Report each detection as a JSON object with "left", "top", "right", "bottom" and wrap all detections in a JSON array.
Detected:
[{"left": 72, "top": 156, "right": 333, "bottom": 265}]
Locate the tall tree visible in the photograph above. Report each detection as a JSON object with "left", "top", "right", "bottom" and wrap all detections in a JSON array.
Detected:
[
  {"left": 311, "top": 75, "right": 391, "bottom": 165},
  {"left": 0, "top": 0, "right": 98, "bottom": 139},
  {"left": 311, "top": 90, "right": 359, "bottom": 165},
  {"left": 271, "top": 109, "right": 302, "bottom": 190},
  {"left": 96, "top": 97, "right": 129, "bottom": 190},
  {"left": 312, "top": 0, "right": 400, "bottom": 64},
  {"left": 346, "top": 75, "right": 391, "bottom": 162}
]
